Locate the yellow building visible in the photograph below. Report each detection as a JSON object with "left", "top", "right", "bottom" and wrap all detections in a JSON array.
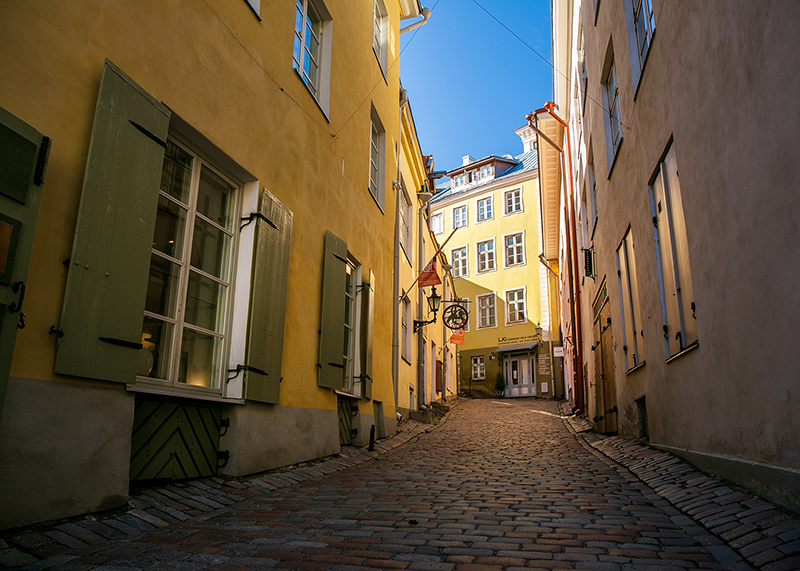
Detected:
[
  {"left": 0, "top": 0, "right": 427, "bottom": 530},
  {"left": 395, "top": 99, "right": 458, "bottom": 418},
  {"left": 430, "top": 127, "right": 561, "bottom": 398}
]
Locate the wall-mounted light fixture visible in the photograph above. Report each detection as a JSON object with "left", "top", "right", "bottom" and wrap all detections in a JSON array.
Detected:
[{"left": 414, "top": 286, "right": 442, "bottom": 332}]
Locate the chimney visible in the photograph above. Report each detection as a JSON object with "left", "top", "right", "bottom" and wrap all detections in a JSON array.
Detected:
[{"left": 462, "top": 155, "right": 475, "bottom": 166}]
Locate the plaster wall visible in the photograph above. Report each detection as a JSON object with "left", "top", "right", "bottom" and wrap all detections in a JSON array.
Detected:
[
  {"left": 0, "top": 377, "right": 134, "bottom": 530},
  {"left": 576, "top": 1, "right": 800, "bottom": 476}
]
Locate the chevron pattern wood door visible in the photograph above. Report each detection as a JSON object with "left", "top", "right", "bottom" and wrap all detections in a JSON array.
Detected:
[{"left": 130, "top": 396, "right": 222, "bottom": 481}]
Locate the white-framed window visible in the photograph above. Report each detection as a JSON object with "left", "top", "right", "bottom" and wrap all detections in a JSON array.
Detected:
[
  {"left": 504, "top": 188, "right": 522, "bottom": 214},
  {"left": 453, "top": 205, "right": 468, "bottom": 229},
  {"left": 451, "top": 246, "right": 468, "bottom": 278},
  {"left": 505, "top": 288, "right": 526, "bottom": 325},
  {"left": 616, "top": 229, "right": 644, "bottom": 370},
  {"left": 372, "top": 0, "right": 388, "bottom": 74},
  {"left": 477, "top": 196, "right": 493, "bottom": 222},
  {"left": 602, "top": 49, "right": 622, "bottom": 166},
  {"left": 504, "top": 231, "right": 525, "bottom": 267},
  {"left": 452, "top": 173, "right": 465, "bottom": 188},
  {"left": 342, "top": 259, "right": 359, "bottom": 393},
  {"left": 293, "top": 0, "right": 332, "bottom": 112},
  {"left": 401, "top": 295, "right": 411, "bottom": 363},
  {"left": 140, "top": 138, "right": 239, "bottom": 391},
  {"left": 430, "top": 212, "right": 444, "bottom": 235},
  {"left": 480, "top": 165, "right": 493, "bottom": 179},
  {"left": 368, "top": 106, "right": 385, "bottom": 209},
  {"left": 650, "top": 142, "right": 697, "bottom": 358},
  {"left": 471, "top": 356, "right": 485, "bottom": 380},
  {"left": 399, "top": 185, "right": 412, "bottom": 257},
  {"left": 476, "top": 239, "right": 495, "bottom": 273},
  {"left": 468, "top": 170, "right": 479, "bottom": 183},
  {"left": 477, "top": 293, "right": 496, "bottom": 329}
]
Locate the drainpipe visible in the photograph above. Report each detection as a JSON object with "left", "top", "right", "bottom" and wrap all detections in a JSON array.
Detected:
[
  {"left": 528, "top": 105, "right": 586, "bottom": 415},
  {"left": 400, "top": 7, "right": 431, "bottom": 34},
  {"left": 392, "top": 88, "right": 409, "bottom": 416},
  {"left": 417, "top": 187, "right": 432, "bottom": 411}
]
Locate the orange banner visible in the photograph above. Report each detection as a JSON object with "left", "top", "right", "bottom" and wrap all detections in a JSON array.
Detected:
[
  {"left": 449, "top": 329, "right": 465, "bottom": 345},
  {"left": 418, "top": 258, "right": 442, "bottom": 287}
]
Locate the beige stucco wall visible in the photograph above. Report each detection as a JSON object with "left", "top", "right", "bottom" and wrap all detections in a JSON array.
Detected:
[{"left": 567, "top": 1, "right": 800, "bottom": 506}]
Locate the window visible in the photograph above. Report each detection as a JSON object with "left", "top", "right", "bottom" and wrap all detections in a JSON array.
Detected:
[
  {"left": 372, "top": 0, "right": 388, "bottom": 74},
  {"left": 399, "top": 186, "right": 412, "bottom": 256},
  {"left": 602, "top": 50, "right": 623, "bottom": 166},
  {"left": 633, "top": 0, "right": 655, "bottom": 65},
  {"left": 480, "top": 165, "right": 493, "bottom": 179},
  {"left": 452, "top": 173, "right": 465, "bottom": 188},
  {"left": 477, "top": 196, "right": 493, "bottom": 222},
  {"left": 506, "top": 288, "right": 526, "bottom": 324},
  {"left": 476, "top": 239, "right": 495, "bottom": 273},
  {"left": 616, "top": 229, "right": 644, "bottom": 370},
  {"left": 477, "top": 293, "right": 496, "bottom": 329},
  {"left": 430, "top": 212, "right": 443, "bottom": 235},
  {"left": 401, "top": 296, "right": 411, "bottom": 362},
  {"left": 368, "top": 106, "right": 385, "bottom": 209},
  {"left": 504, "top": 188, "right": 522, "bottom": 214},
  {"left": 139, "top": 139, "right": 239, "bottom": 391},
  {"left": 650, "top": 143, "right": 697, "bottom": 358},
  {"left": 471, "top": 356, "right": 485, "bottom": 380},
  {"left": 504, "top": 232, "right": 525, "bottom": 267},
  {"left": 468, "top": 170, "right": 479, "bottom": 183},
  {"left": 451, "top": 246, "right": 468, "bottom": 278},
  {"left": 453, "top": 205, "right": 468, "bottom": 229},
  {"left": 342, "top": 260, "right": 358, "bottom": 393},
  {"left": 293, "top": 0, "right": 331, "bottom": 113}
]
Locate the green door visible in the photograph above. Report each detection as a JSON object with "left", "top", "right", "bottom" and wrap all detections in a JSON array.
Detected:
[{"left": 0, "top": 107, "right": 50, "bottom": 419}]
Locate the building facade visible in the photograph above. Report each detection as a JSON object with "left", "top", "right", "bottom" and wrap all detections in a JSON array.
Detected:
[
  {"left": 430, "top": 132, "right": 561, "bottom": 399},
  {"left": 547, "top": 0, "right": 800, "bottom": 511},
  {"left": 0, "top": 0, "right": 428, "bottom": 529}
]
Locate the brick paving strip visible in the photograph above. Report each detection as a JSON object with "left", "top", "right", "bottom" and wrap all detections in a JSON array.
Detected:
[
  {"left": 1, "top": 397, "right": 799, "bottom": 571},
  {"left": 557, "top": 403, "right": 800, "bottom": 571},
  {"left": 0, "top": 409, "right": 440, "bottom": 570}
]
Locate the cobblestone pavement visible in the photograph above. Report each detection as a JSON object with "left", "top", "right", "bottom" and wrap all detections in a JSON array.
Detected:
[{"left": 2, "top": 398, "right": 799, "bottom": 570}]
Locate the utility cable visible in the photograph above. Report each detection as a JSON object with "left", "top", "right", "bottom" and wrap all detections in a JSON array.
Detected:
[{"left": 470, "top": 0, "right": 632, "bottom": 131}]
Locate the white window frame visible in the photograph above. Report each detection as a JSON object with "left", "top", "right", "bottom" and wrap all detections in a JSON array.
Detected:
[
  {"left": 616, "top": 229, "right": 644, "bottom": 371},
  {"left": 625, "top": 0, "right": 656, "bottom": 92},
  {"left": 372, "top": 0, "right": 389, "bottom": 75},
  {"left": 139, "top": 137, "right": 242, "bottom": 394},
  {"left": 505, "top": 287, "right": 526, "bottom": 325},
  {"left": 399, "top": 185, "right": 412, "bottom": 259},
  {"left": 476, "top": 196, "right": 493, "bottom": 222},
  {"left": 503, "top": 231, "right": 526, "bottom": 268},
  {"left": 244, "top": 0, "right": 261, "bottom": 18},
  {"left": 430, "top": 212, "right": 444, "bottom": 235},
  {"left": 452, "top": 204, "right": 468, "bottom": 229},
  {"left": 649, "top": 142, "right": 697, "bottom": 359},
  {"left": 471, "top": 356, "right": 485, "bottom": 380},
  {"left": 401, "top": 295, "right": 411, "bottom": 363},
  {"left": 451, "top": 245, "right": 468, "bottom": 278},
  {"left": 476, "top": 293, "right": 497, "bottom": 330},
  {"left": 368, "top": 106, "right": 386, "bottom": 210},
  {"left": 293, "top": 0, "right": 332, "bottom": 115},
  {"left": 503, "top": 188, "right": 523, "bottom": 215},
  {"left": 480, "top": 165, "right": 493, "bottom": 179},
  {"left": 601, "top": 46, "right": 622, "bottom": 169},
  {"left": 476, "top": 239, "right": 495, "bottom": 274}
]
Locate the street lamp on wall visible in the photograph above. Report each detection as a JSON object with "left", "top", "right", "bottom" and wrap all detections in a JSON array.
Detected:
[{"left": 414, "top": 286, "right": 441, "bottom": 332}]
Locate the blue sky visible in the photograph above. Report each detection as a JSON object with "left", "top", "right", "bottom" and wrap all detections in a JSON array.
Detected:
[{"left": 399, "top": 0, "right": 553, "bottom": 174}]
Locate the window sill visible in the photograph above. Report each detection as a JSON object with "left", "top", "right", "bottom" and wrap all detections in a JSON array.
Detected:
[
  {"left": 293, "top": 68, "right": 331, "bottom": 123},
  {"left": 666, "top": 340, "right": 699, "bottom": 364},
  {"left": 607, "top": 136, "right": 623, "bottom": 179},
  {"left": 625, "top": 360, "right": 646, "bottom": 375},
  {"left": 372, "top": 48, "right": 388, "bottom": 84},
  {"left": 127, "top": 384, "right": 245, "bottom": 405},
  {"left": 503, "top": 210, "right": 523, "bottom": 217}
]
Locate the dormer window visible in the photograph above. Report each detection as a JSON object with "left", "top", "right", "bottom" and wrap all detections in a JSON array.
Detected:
[
  {"left": 480, "top": 165, "right": 493, "bottom": 179},
  {"left": 469, "top": 170, "right": 479, "bottom": 183}
]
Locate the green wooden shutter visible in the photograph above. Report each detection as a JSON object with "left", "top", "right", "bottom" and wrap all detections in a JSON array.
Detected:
[
  {"left": 0, "top": 107, "right": 49, "bottom": 419},
  {"left": 318, "top": 230, "right": 347, "bottom": 390},
  {"left": 245, "top": 188, "right": 293, "bottom": 404},
  {"left": 361, "top": 269, "right": 374, "bottom": 399},
  {"left": 54, "top": 60, "right": 170, "bottom": 383}
]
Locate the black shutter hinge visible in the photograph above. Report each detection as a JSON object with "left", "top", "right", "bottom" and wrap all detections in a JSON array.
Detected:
[
  {"left": 228, "top": 364, "right": 269, "bottom": 376},
  {"left": 129, "top": 120, "right": 167, "bottom": 148},
  {"left": 240, "top": 211, "right": 278, "bottom": 231},
  {"left": 216, "top": 450, "right": 230, "bottom": 467},
  {"left": 34, "top": 136, "right": 51, "bottom": 186},
  {"left": 99, "top": 336, "right": 143, "bottom": 349},
  {"left": 663, "top": 324, "right": 669, "bottom": 339}
]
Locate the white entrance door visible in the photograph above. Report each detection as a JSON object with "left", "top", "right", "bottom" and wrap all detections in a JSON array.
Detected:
[{"left": 505, "top": 354, "right": 535, "bottom": 397}]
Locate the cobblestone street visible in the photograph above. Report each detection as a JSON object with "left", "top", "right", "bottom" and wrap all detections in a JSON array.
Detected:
[{"left": 3, "top": 398, "right": 799, "bottom": 570}]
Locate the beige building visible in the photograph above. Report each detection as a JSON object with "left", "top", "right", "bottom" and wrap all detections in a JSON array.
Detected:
[
  {"left": 0, "top": 0, "right": 430, "bottom": 529},
  {"left": 546, "top": 0, "right": 800, "bottom": 511},
  {"left": 430, "top": 131, "right": 561, "bottom": 399}
]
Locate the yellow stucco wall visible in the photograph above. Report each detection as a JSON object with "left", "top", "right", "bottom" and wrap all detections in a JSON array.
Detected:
[{"left": 0, "top": 0, "right": 406, "bottom": 414}]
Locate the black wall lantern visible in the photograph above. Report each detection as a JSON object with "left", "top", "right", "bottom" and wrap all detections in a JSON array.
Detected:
[{"left": 414, "top": 286, "right": 442, "bottom": 332}]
